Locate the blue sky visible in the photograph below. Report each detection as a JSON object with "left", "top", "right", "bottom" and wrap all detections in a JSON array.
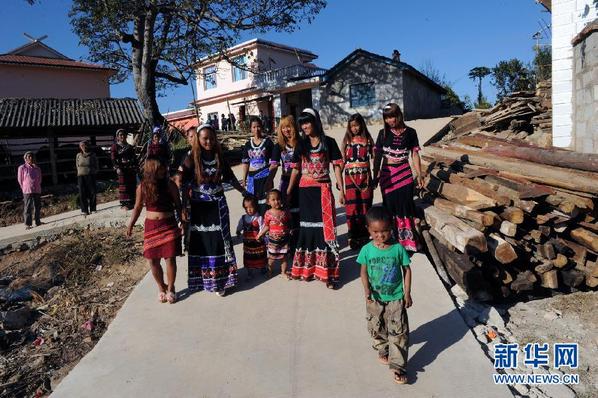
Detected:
[{"left": 1, "top": 0, "right": 550, "bottom": 112}]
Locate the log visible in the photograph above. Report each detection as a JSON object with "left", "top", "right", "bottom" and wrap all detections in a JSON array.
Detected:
[
  {"left": 553, "top": 238, "right": 588, "bottom": 265},
  {"left": 579, "top": 221, "right": 598, "bottom": 234},
  {"left": 484, "top": 211, "right": 502, "bottom": 229},
  {"left": 421, "top": 230, "right": 451, "bottom": 286},
  {"left": 500, "top": 207, "right": 524, "bottom": 224},
  {"left": 433, "top": 198, "right": 494, "bottom": 226},
  {"left": 538, "top": 243, "right": 556, "bottom": 260},
  {"left": 553, "top": 190, "right": 594, "bottom": 211},
  {"left": 545, "top": 195, "right": 581, "bottom": 217},
  {"left": 425, "top": 178, "right": 497, "bottom": 209},
  {"left": 484, "top": 174, "right": 555, "bottom": 199},
  {"left": 456, "top": 134, "right": 598, "bottom": 173},
  {"left": 487, "top": 233, "right": 518, "bottom": 264},
  {"left": 424, "top": 206, "right": 488, "bottom": 253},
  {"left": 570, "top": 228, "right": 598, "bottom": 252},
  {"left": 500, "top": 220, "right": 518, "bottom": 237},
  {"left": 540, "top": 270, "right": 559, "bottom": 289},
  {"left": 553, "top": 254, "right": 568, "bottom": 269},
  {"left": 511, "top": 271, "right": 537, "bottom": 292},
  {"left": 561, "top": 269, "right": 585, "bottom": 288},
  {"left": 535, "top": 261, "right": 554, "bottom": 274},
  {"left": 529, "top": 230, "right": 543, "bottom": 244},
  {"left": 424, "top": 146, "right": 598, "bottom": 194}
]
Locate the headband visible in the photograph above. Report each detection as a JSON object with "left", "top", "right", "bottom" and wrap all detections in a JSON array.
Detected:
[{"left": 302, "top": 108, "right": 317, "bottom": 118}]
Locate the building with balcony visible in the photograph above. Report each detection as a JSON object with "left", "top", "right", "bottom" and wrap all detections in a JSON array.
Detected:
[{"left": 191, "top": 39, "right": 325, "bottom": 131}]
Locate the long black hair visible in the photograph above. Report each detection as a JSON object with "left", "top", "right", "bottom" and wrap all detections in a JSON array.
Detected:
[
  {"left": 296, "top": 108, "right": 328, "bottom": 158},
  {"left": 341, "top": 113, "right": 374, "bottom": 156}
]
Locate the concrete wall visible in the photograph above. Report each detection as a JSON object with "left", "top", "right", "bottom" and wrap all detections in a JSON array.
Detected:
[
  {"left": 0, "top": 65, "right": 111, "bottom": 98},
  {"left": 573, "top": 29, "right": 598, "bottom": 153},
  {"left": 319, "top": 56, "right": 403, "bottom": 128},
  {"left": 402, "top": 70, "right": 443, "bottom": 120},
  {"left": 551, "top": 0, "right": 597, "bottom": 148}
]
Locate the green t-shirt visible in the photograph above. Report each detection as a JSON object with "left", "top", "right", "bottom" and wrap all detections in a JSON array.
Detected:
[{"left": 357, "top": 242, "right": 411, "bottom": 302}]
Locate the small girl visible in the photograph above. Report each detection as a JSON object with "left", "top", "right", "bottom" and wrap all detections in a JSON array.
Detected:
[
  {"left": 257, "top": 190, "right": 292, "bottom": 279},
  {"left": 236, "top": 195, "right": 267, "bottom": 280},
  {"left": 342, "top": 113, "right": 375, "bottom": 250},
  {"left": 127, "top": 157, "right": 183, "bottom": 304}
]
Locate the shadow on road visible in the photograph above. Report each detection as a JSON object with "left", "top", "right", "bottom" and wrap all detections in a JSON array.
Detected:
[{"left": 407, "top": 308, "right": 470, "bottom": 384}]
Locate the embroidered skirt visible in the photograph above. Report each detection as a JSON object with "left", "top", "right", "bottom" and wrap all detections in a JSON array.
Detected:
[
  {"left": 344, "top": 164, "right": 373, "bottom": 247},
  {"left": 143, "top": 217, "right": 182, "bottom": 259},
  {"left": 187, "top": 183, "right": 238, "bottom": 292},
  {"left": 118, "top": 169, "right": 137, "bottom": 209},
  {"left": 243, "top": 233, "right": 267, "bottom": 269},
  {"left": 280, "top": 175, "right": 300, "bottom": 251},
  {"left": 380, "top": 163, "right": 420, "bottom": 252},
  {"left": 291, "top": 178, "right": 339, "bottom": 283}
]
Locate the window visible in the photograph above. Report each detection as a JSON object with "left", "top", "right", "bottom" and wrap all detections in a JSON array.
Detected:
[
  {"left": 203, "top": 65, "right": 217, "bottom": 90},
  {"left": 232, "top": 55, "right": 248, "bottom": 82},
  {"left": 349, "top": 82, "right": 376, "bottom": 108}
]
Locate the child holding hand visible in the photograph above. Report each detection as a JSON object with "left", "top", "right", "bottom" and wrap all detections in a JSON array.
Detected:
[
  {"left": 357, "top": 206, "right": 413, "bottom": 385},
  {"left": 236, "top": 196, "right": 267, "bottom": 280},
  {"left": 257, "top": 190, "right": 292, "bottom": 279}
]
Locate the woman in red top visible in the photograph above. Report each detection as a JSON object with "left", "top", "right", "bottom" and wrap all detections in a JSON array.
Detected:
[
  {"left": 127, "top": 157, "right": 183, "bottom": 304},
  {"left": 286, "top": 108, "right": 345, "bottom": 289},
  {"left": 341, "top": 113, "right": 375, "bottom": 250}
]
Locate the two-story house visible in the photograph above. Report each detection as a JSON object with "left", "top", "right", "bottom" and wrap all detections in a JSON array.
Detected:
[{"left": 191, "top": 38, "right": 326, "bottom": 131}]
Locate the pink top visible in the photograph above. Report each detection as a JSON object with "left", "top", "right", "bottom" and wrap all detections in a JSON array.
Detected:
[{"left": 17, "top": 163, "right": 42, "bottom": 194}]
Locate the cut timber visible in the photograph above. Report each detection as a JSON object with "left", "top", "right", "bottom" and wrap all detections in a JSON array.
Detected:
[
  {"left": 425, "top": 178, "right": 496, "bottom": 209},
  {"left": 487, "top": 233, "right": 518, "bottom": 264},
  {"left": 535, "top": 261, "right": 554, "bottom": 274},
  {"left": 424, "top": 146, "right": 598, "bottom": 194},
  {"left": 424, "top": 206, "right": 488, "bottom": 253},
  {"left": 500, "top": 220, "right": 518, "bottom": 237},
  {"left": 538, "top": 242, "right": 556, "bottom": 260},
  {"left": 421, "top": 230, "right": 451, "bottom": 286},
  {"left": 449, "top": 112, "right": 482, "bottom": 136},
  {"left": 500, "top": 207, "right": 524, "bottom": 224},
  {"left": 553, "top": 254, "right": 568, "bottom": 269},
  {"left": 511, "top": 271, "right": 537, "bottom": 292},
  {"left": 570, "top": 228, "right": 598, "bottom": 252},
  {"left": 553, "top": 238, "right": 588, "bottom": 265},
  {"left": 540, "top": 270, "right": 559, "bottom": 289},
  {"left": 561, "top": 269, "right": 585, "bottom": 288},
  {"left": 456, "top": 134, "right": 598, "bottom": 173},
  {"left": 433, "top": 199, "right": 495, "bottom": 226},
  {"left": 553, "top": 190, "right": 594, "bottom": 211}
]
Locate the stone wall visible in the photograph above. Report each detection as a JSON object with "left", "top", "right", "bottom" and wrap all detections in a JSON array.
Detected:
[{"left": 572, "top": 20, "right": 598, "bottom": 153}]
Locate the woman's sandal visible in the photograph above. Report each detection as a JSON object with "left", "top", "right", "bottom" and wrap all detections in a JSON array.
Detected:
[
  {"left": 378, "top": 355, "right": 389, "bottom": 365},
  {"left": 166, "top": 291, "right": 177, "bottom": 304},
  {"left": 158, "top": 292, "right": 167, "bottom": 303},
  {"left": 326, "top": 281, "right": 336, "bottom": 290},
  {"left": 393, "top": 371, "right": 408, "bottom": 385}
]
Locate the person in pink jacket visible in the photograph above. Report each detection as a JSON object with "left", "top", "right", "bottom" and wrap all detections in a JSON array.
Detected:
[{"left": 17, "top": 151, "right": 43, "bottom": 229}]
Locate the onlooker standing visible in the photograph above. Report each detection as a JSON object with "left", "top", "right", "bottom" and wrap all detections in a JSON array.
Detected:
[
  {"left": 221, "top": 114, "right": 228, "bottom": 131},
  {"left": 76, "top": 140, "right": 98, "bottom": 215},
  {"left": 17, "top": 151, "right": 42, "bottom": 229},
  {"left": 229, "top": 113, "right": 236, "bottom": 131}
]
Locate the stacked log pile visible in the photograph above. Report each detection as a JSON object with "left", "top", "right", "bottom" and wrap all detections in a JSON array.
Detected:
[
  {"left": 420, "top": 125, "right": 598, "bottom": 302},
  {"left": 439, "top": 80, "right": 552, "bottom": 148}
]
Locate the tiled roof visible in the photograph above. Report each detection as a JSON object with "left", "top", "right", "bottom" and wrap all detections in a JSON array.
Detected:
[
  {"left": 0, "top": 54, "right": 115, "bottom": 72},
  {"left": 0, "top": 98, "right": 145, "bottom": 129}
]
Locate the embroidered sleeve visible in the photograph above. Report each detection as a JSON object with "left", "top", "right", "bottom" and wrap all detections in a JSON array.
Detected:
[
  {"left": 221, "top": 159, "right": 236, "bottom": 183},
  {"left": 290, "top": 144, "right": 301, "bottom": 170},
  {"left": 374, "top": 130, "right": 384, "bottom": 154},
  {"left": 241, "top": 141, "right": 250, "bottom": 164},
  {"left": 329, "top": 137, "right": 343, "bottom": 165},
  {"left": 409, "top": 128, "right": 421, "bottom": 152}
]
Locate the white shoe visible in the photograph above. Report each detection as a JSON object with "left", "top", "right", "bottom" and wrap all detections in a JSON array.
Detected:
[{"left": 216, "top": 290, "right": 225, "bottom": 297}]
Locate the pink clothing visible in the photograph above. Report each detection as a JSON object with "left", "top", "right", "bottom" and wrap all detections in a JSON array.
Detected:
[{"left": 18, "top": 163, "right": 42, "bottom": 194}]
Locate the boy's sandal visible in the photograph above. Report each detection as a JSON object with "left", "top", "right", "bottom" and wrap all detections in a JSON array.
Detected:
[
  {"left": 166, "top": 291, "right": 177, "bottom": 304},
  {"left": 393, "top": 371, "right": 408, "bottom": 385},
  {"left": 158, "top": 292, "right": 167, "bottom": 303},
  {"left": 378, "top": 355, "right": 389, "bottom": 365}
]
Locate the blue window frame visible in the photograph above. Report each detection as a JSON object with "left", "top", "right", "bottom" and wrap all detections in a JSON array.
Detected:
[
  {"left": 203, "top": 65, "right": 217, "bottom": 90},
  {"left": 350, "top": 82, "right": 376, "bottom": 108},
  {"left": 232, "top": 55, "right": 248, "bottom": 82}
]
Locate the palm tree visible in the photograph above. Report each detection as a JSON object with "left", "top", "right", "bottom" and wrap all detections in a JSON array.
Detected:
[{"left": 468, "top": 67, "right": 491, "bottom": 105}]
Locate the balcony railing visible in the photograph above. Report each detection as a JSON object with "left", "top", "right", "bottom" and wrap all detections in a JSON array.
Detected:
[{"left": 254, "top": 64, "right": 327, "bottom": 89}]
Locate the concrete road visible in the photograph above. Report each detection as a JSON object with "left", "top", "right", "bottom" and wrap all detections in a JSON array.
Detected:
[{"left": 51, "top": 161, "right": 510, "bottom": 397}]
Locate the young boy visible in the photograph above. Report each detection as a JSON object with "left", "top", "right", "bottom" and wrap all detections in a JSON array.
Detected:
[{"left": 357, "top": 206, "right": 413, "bottom": 384}]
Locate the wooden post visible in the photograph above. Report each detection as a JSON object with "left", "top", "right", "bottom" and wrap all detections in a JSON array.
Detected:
[{"left": 47, "top": 128, "right": 58, "bottom": 186}]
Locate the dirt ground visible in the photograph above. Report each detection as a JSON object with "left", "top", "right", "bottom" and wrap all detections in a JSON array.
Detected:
[
  {"left": 0, "top": 182, "right": 119, "bottom": 228},
  {"left": 0, "top": 226, "right": 147, "bottom": 397},
  {"left": 506, "top": 291, "right": 598, "bottom": 398}
]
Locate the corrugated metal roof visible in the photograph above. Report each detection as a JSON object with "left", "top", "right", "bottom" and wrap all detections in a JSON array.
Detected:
[
  {"left": 0, "top": 54, "right": 115, "bottom": 73},
  {"left": 0, "top": 98, "right": 145, "bottom": 129}
]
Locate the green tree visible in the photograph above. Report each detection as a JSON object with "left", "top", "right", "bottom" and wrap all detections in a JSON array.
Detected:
[
  {"left": 30, "top": 0, "right": 326, "bottom": 127},
  {"left": 491, "top": 59, "right": 533, "bottom": 101},
  {"left": 468, "top": 66, "right": 491, "bottom": 105},
  {"left": 533, "top": 45, "right": 552, "bottom": 82}
]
